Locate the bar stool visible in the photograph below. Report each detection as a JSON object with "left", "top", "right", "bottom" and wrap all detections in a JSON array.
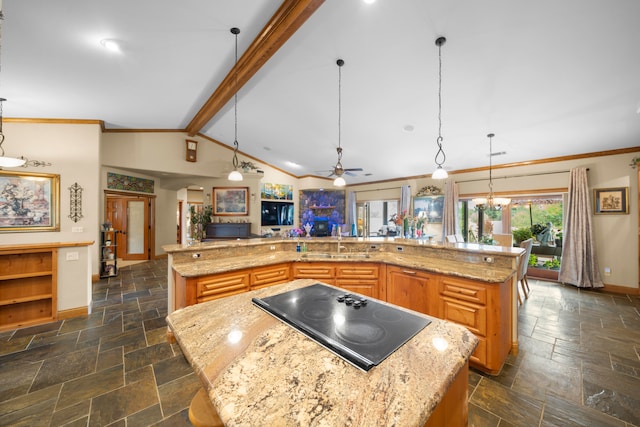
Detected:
[{"left": 188, "top": 388, "right": 224, "bottom": 427}]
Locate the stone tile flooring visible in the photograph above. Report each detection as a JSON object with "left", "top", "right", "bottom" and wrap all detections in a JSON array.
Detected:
[{"left": 0, "top": 259, "right": 638, "bottom": 426}]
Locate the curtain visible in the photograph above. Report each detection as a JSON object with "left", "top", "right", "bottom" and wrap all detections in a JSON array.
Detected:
[
  {"left": 558, "top": 167, "right": 604, "bottom": 288},
  {"left": 441, "top": 180, "right": 459, "bottom": 241},
  {"left": 501, "top": 202, "right": 511, "bottom": 235},
  {"left": 400, "top": 185, "right": 411, "bottom": 217},
  {"left": 347, "top": 191, "right": 357, "bottom": 236}
]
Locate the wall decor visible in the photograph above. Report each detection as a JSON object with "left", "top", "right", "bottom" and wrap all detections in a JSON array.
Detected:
[
  {"left": 261, "top": 183, "right": 293, "bottom": 200},
  {"left": 594, "top": 187, "right": 628, "bottom": 214},
  {"left": 0, "top": 170, "right": 60, "bottom": 232},
  {"left": 413, "top": 196, "right": 444, "bottom": 223},
  {"left": 299, "top": 189, "right": 345, "bottom": 236},
  {"left": 68, "top": 182, "right": 83, "bottom": 223},
  {"left": 213, "top": 187, "right": 249, "bottom": 216},
  {"left": 107, "top": 172, "right": 154, "bottom": 193}
]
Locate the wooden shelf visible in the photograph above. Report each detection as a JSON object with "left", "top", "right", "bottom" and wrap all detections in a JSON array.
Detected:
[
  {"left": 0, "top": 293, "right": 54, "bottom": 306},
  {"left": 0, "top": 248, "right": 57, "bottom": 331}
]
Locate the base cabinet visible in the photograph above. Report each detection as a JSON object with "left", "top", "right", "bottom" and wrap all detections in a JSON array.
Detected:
[
  {"left": 386, "top": 266, "right": 435, "bottom": 316},
  {"left": 0, "top": 248, "right": 58, "bottom": 331},
  {"left": 250, "top": 263, "right": 291, "bottom": 290},
  {"left": 439, "top": 275, "right": 510, "bottom": 375},
  {"left": 292, "top": 262, "right": 336, "bottom": 286},
  {"left": 335, "top": 263, "right": 380, "bottom": 298}
]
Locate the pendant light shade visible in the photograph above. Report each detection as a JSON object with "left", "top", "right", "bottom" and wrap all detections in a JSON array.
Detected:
[
  {"left": 432, "top": 37, "right": 448, "bottom": 180},
  {"left": 227, "top": 27, "right": 243, "bottom": 181},
  {"left": 472, "top": 133, "right": 511, "bottom": 209}
]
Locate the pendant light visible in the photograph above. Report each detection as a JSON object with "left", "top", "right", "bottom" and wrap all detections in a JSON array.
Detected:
[
  {"left": 0, "top": 7, "right": 49, "bottom": 168},
  {"left": 431, "top": 36, "right": 448, "bottom": 180},
  {"left": 227, "top": 27, "right": 243, "bottom": 181},
  {"left": 473, "top": 133, "right": 511, "bottom": 209},
  {"left": 333, "top": 59, "right": 346, "bottom": 187}
]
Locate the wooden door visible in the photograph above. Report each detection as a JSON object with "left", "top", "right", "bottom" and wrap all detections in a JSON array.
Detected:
[{"left": 105, "top": 193, "right": 153, "bottom": 261}]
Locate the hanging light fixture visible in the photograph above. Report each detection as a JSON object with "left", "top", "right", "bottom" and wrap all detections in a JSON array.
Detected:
[
  {"left": 473, "top": 133, "right": 511, "bottom": 209},
  {"left": 0, "top": 7, "right": 49, "bottom": 168},
  {"left": 227, "top": 27, "right": 243, "bottom": 181},
  {"left": 333, "top": 58, "right": 346, "bottom": 187},
  {"left": 431, "top": 36, "right": 448, "bottom": 180}
]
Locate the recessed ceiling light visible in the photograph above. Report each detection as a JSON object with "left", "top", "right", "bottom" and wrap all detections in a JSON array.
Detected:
[
  {"left": 363, "top": 0, "right": 376, "bottom": 3},
  {"left": 403, "top": 125, "right": 414, "bottom": 132},
  {"left": 100, "top": 39, "right": 120, "bottom": 52}
]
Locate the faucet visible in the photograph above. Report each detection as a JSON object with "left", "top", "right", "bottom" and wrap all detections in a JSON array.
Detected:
[{"left": 337, "top": 229, "right": 346, "bottom": 253}]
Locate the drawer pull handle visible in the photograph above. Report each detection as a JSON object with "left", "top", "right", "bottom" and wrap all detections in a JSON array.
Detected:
[
  {"left": 402, "top": 270, "right": 417, "bottom": 275},
  {"left": 450, "top": 286, "right": 477, "bottom": 296}
]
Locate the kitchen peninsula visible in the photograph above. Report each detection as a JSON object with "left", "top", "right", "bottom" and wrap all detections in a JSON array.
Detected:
[
  {"left": 167, "top": 279, "right": 479, "bottom": 426},
  {"left": 163, "top": 237, "right": 523, "bottom": 376}
]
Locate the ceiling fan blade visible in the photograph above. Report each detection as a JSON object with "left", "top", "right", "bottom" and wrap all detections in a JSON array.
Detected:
[{"left": 344, "top": 168, "right": 363, "bottom": 172}]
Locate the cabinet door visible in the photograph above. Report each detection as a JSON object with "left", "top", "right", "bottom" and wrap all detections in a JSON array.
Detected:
[
  {"left": 250, "top": 263, "right": 291, "bottom": 290},
  {"left": 335, "top": 263, "right": 379, "bottom": 298},
  {"left": 386, "top": 266, "right": 433, "bottom": 315},
  {"left": 292, "top": 263, "right": 335, "bottom": 285},
  {"left": 197, "top": 270, "right": 250, "bottom": 303}
]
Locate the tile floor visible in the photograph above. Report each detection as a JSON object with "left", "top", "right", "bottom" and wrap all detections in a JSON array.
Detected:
[{"left": 0, "top": 259, "right": 638, "bottom": 426}]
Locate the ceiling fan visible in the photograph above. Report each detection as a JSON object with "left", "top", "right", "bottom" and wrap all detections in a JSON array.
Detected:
[{"left": 326, "top": 146, "right": 363, "bottom": 177}]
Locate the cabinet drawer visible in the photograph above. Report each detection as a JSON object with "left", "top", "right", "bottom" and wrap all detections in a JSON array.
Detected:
[
  {"left": 440, "top": 296, "right": 487, "bottom": 336},
  {"left": 292, "top": 263, "right": 335, "bottom": 279},
  {"left": 336, "top": 263, "right": 379, "bottom": 279},
  {"left": 440, "top": 277, "right": 487, "bottom": 305},
  {"left": 250, "top": 264, "right": 290, "bottom": 289},
  {"left": 197, "top": 272, "right": 249, "bottom": 299},
  {"left": 335, "top": 279, "right": 379, "bottom": 299}
]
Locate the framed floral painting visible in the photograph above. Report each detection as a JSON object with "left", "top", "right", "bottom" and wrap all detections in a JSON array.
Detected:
[
  {"left": 213, "top": 187, "right": 249, "bottom": 216},
  {"left": 0, "top": 170, "right": 60, "bottom": 232}
]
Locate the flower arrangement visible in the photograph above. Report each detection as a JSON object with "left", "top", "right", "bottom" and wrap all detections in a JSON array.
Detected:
[
  {"left": 289, "top": 228, "right": 304, "bottom": 237},
  {"left": 239, "top": 161, "right": 258, "bottom": 171}
]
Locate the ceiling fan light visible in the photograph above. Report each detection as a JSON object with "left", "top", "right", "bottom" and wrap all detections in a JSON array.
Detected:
[
  {"left": 228, "top": 170, "right": 243, "bottom": 181},
  {"left": 432, "top": 166, "right": 448, "bottom": 180},
  {"left": 333, "top": 176, "right": 346, "bottom": 187}
]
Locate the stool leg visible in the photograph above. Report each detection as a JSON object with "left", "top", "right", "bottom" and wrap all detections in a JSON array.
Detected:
[{"left": 189, "top": 388, "right": 223, "bottom": 427}]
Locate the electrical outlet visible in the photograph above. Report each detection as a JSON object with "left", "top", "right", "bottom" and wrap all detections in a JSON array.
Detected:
[
  {"left": 604, "top": 267, "right": 611, "bottom": 276},
  {"left": 483, "top": 256, "right": 494, "bottom": 263},
  {"left": 72, "top": 226, "right": 83, "bottom": 233},
  {"left": 66, "top": 252, "right": 79, "bottom": 261},
  {"left": 270, "top": 245, "right": 276, "bottom": 250},
  {"left": 396, "top": 246, "right": 404, "bottom": 252},
  {"left": 192, "top": 253, "right": 201, "bottom": 259}
]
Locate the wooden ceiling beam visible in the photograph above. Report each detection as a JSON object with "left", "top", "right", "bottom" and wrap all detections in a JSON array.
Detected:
[{"left": 185, "top": 0, "right": 325, "bottom": 136}]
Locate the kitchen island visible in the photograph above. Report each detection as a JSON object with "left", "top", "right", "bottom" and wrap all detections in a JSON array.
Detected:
[
  {"left": 164, "top": 237, "right": 522, "bottom": 375},
  {"left": 167, "top": 279, "right": 479, "bottom": 427}
]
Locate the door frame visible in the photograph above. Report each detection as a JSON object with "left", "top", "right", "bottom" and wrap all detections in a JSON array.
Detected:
[{"left": 104, "top": 190, "right": 156, "bottom": 261}]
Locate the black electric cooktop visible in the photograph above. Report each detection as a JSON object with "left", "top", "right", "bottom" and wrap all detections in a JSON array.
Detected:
[{"left": 252, "top": 283, "right": 431, "bottom": 371}]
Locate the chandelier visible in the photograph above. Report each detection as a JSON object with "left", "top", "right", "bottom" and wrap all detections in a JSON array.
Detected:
[
  {"left": 473, "top": 133, "right": 510, "bottom": 209},
  {"left": 431, "top": 36, "right": 448, "bottom": 180}
]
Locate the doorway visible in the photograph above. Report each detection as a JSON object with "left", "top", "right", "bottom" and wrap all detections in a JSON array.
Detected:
[
  {"left": 356, "top": 200, "right": 399, "bottom": 237},
  {"left": 105, "top": 192, "right": 155, "bottom": 261}
]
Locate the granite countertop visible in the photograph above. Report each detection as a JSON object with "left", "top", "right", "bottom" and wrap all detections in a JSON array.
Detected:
[
  {"left": 170, "top": 251, "right": 515, "bottom": 283},
  {"left": 167, "top": 279, "right": 479, "bottom": 427}
]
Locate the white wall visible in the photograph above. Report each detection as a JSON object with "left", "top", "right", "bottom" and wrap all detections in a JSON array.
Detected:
[{"left": 3, "top": 121, "right": 101, "bottom": 311}]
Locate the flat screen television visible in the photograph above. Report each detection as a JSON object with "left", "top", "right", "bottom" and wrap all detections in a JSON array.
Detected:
[{"left": 261, "top": 201, "right": 294, "bottom": 226}]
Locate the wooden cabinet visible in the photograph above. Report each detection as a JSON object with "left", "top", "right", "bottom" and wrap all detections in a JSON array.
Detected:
[
  {"left": 335, "top": 263, "right": 380, "bottom": 298},
  {"left": 292, "top": 262, "right": 335, "bottom": 285},
  {"left": 250, "top": 263, "right": 291, "bottom": 290},
  {"left": 386, "top": 265, "right": 435, "bottom": 316},
  {"left": 196, "top": 270, "right": 250, "bottom": 304},
  {"left": 205, "top": 223, "right": 251, "bottom": 240},
  {"left": 438, "top": 275, "right": 510, "bottom": 375},
  {"left": 100, "top": 228, "right": 118, "bottom": 278},
  {"left": 0, "top": 248, "right": 57, "bottom": 331}
]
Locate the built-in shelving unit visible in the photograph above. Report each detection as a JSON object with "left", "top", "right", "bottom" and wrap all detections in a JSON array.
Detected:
[
  {"left": 0, "top": 247, "right": 58, "bottom": 331},
  {"left": 100, "top": 228, "right": 118, "bottom": 278}
]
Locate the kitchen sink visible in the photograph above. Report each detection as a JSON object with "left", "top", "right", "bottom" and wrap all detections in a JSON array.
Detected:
[{"left": 301, "top": 252, "right": 370, "bottom": 259}]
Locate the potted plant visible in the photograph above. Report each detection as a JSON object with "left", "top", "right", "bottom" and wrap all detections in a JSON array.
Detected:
[
  {"left": 512, "top": 227, "right": 533, "bottom": 245},
  {"left": 189, "top": 205, "right": 213, "bottom": 242},
  {"left": 239, "top": 161, "right": 258, "bottom": 173}
]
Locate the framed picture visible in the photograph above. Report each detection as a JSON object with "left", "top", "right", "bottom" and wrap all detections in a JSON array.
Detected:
[
  {"left": 594, "top": 187, "right": 628, "bottom": 214},
  {"left": 213, "top": 187, "right": 249, "bottom": 216},
  {"left": 0, "top": 170, "right": 60, "bottom": 232},
  {"left": 413, "top": 196, "right": 444, "bottom": 223}
]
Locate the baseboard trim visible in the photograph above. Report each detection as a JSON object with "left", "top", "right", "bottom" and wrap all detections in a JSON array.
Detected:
[
  {"left": 603, "top": 283, "right": 640, "bottom": 295},
  {"left": 58, "top": 306, "right": 88, "bottom": 320}
]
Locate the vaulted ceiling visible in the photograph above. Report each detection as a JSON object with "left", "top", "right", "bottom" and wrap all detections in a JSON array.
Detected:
[{"left": 3, "top": 0, "right": 640, "bottom": 184}]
